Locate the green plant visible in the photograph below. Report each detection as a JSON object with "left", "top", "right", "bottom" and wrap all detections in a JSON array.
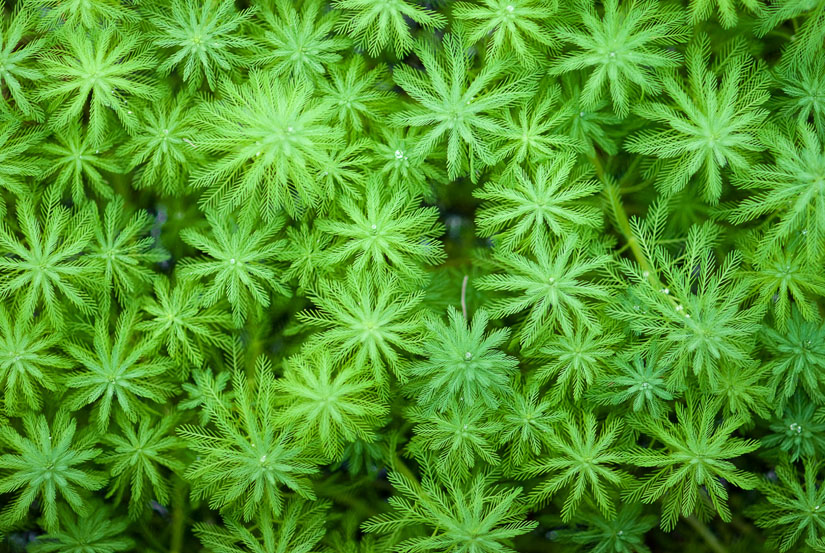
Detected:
[{"left": 2, "top": 2, "right": 825, "bottom": 552}]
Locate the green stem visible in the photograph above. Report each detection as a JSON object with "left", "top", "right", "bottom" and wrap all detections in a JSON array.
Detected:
[
  {"left": 685, "top": 516, "right": 728, "bottom": 553},
  {"left": 170, "top": 478, "right": 187, "bottom": 553},
  {"left": 605, "top": 179, "right": 654, "bottom": 278},
  {"left": 591, "top": 154, "right": 655, "bottom": 283},
  {"left": 592, "top": 153, "right": 681, "bottom": 310},
  {"left": 391, "top": 451, "right": 421, "bottom": 489},
  {"left": 620, "top": 178, "right": 653, "bottom": 194}
]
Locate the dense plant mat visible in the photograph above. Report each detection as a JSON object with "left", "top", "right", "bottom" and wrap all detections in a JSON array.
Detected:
[{"left": 1, "top": 0, "right": 825, "bottom": 552}]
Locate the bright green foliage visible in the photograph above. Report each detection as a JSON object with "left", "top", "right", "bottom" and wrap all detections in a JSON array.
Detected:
[
  {"left": 29, "top": 502, "right": 134, "bottom": 553},
  {"left": 475, "top": 153, "right": 602, "bottom": 251},
  {"left": 690, "top": 0, "right": 762, "bottom": 28},
  {"left": 64, "top": 307, "right": 173, "bottom": 432},
  {"left": 314, "top": 139, "right": 372, "bottom": 201},
  {"left": 118, "top": 93, "right": 201, "bottom": 196},
  {"left": 0, "top": 191, "right": 98, "bottom": 326},
  {"left": 732, "top": 122, "right": 825, "bottom": 262},
  {"left": 590, "top": 351, "right": 676, "bottom": 418},
  {"left": 0, "top": 117, "right": 42, "bottom": 201},
  {"left": 30, "top": 0, "right": 137, "bottom": 29},
  {"left": 408, "top": 404, "right": 501, "bottom": 479},
  {"left": 535, "top": 325, "right": 620, "bottom": 402},
  {"left": 390, "top": 32, "right": 536, "bottom": 179},
  {"left": 38, "top": 24, "right": 159, "bottom": 146},
  {"left": 191, "top": 70, "right": 343, "bottom": 218},
  {"left": 255, "top": 0, "right": 349, "bottom": 82},
  {"left": 2, "top": 1, "right": 825, "bottom": 551},
  {"left": 0, "top": 306, "right": 69, "bottom": 414},
  {"left": 318, "top": 57, "right": 391, "bottom": 134},
  {"left": 749, "top": 459, "right": 825, "bottom": 552},
  {"left": 100, "top": 414, "right": 184, "bottom": 519},
  {"left": 362, "top": 471, "right": 537, "bottom": 553},
  {"left": 757, "top": 0, "right": 825, "bottom": 64},
  {"left": 179, "top": 360, "right": 320, "bottom": 522},
  {"left": 558, "top": 72, "right": 622, "bottom": 156},
  {"left": 136, "top": 278, "right": 231, "bottom": 368},
  {"left": 626, "top": 397, "right": 759, "bottom": 530},
  {"left": 408, "top": 308, "right": 517, "bottom": 411},
  {"left": 0, "top": 2, "right": 46, "bottom": 119},
  {"left": 626, "top": 35, "right": 770, "bottom": 203},
  {"left": 38, "top": 122, "right": 120, "bottom": 203},
  {"left": 370, "top": 127, "right": 446, "bottom": 198},
  {"left": 0, "top": 411, "right": 106, "bottom": 531},
  {"left": 611, "top": 213, "right": 763, "bottom": 389},
  {"left": 179, "top": 367, "right": 230, "bottom": 426},
  {"left": 497, "top": 383, "right": 561, "bottom": 466},
  {"left": 318, "top": 179, "right": 445, "bottom": 283},
  {"left": 89, "top": 198, "right": 168, "bottom": 306},
  {"left": 275, "top": 351, "right": 387, "bottom": 460},
  {"left": 150, "top": 0, "right": 257, "bottom": 91},
  {"left": 478, "top": 233, "right": 612, "bottom": 346},
  {"left": 764, "top": 397, "right": 825, "bottom": 461},
  {"left": 763, "top": 311, "right": 825, "bottom": 412},
  {"left": 193, "top": 498, "right": 329, "bottom": 553},
  {"left": 178, "top": 212, "right": 289, "bottom": 325},
  {"left": 298, "top": 269, "right": 424, "bottom": 385},
  {"left": 279, "top": 223, "right": 332, "bottom": 289},
  {"left": 453, "top": 0, "right": 557, "bottom": 66},
  {"left": 713, "top": 361, "right": 772, "bottom": 421},
  {"left": 490, "top": 85, "right": 584, "bottom": 169},
  {"left": 334, "top": 0, "right": 446, "bottom": 57},
  {"left": 551, "top": 0, "right": 686, "bottom": 117},
  {"left": 522, "top": 412, "right": 628, "bottom": 520}
]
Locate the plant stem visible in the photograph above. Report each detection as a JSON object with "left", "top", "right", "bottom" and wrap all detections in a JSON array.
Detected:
[
  {"left": 391, "top": 451, "right": 421, "bottom": 488},
  {"left": 170, "top": 478, "right": 187, "bottom": 553},
  {"left": 685, "top": 516, "right": 728, "bottom": 553},
  {"left": 461, "top": 274, "right": 469, "bottom": 319},
  {"left": 605, "top": 178, "right": 654, "bottom": 277},
  {"left": 592, "top": 154, "right": 683, "bottom": 311},
  {"left": 590, "top": 154, "right": 655, "bottom": 283}
]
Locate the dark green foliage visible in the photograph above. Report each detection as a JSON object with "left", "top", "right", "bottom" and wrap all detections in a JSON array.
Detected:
[
  {"left": 1, "top": 1, "right": 825, "bottom": 552},
  {"left": 557, "top": 502, "right": 657, "bottom": 553},
  {"left": 763, "top": 311, "right": 825, "bottom": 412}
]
